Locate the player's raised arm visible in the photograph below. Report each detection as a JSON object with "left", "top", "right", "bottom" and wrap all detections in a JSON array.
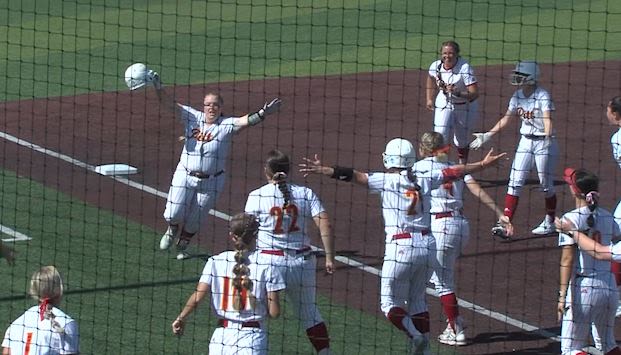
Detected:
[
  {"left": 234, "top": 98, "right": 282, "bottom": 131},
  {"left": 299, "top": 154, "right": 368, "bottom": 186},
  {"left": 443, "top": 148, "right": 507, "bottom": 179},
  {"left": 470, "top": 109, "right": 516, "bottom": 150}
]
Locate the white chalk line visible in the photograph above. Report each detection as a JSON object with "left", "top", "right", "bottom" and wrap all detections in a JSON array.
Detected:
[
  {"left": 0, "top": 224, "right": 32, "bottom": 242},
  {"left": 1, "top": 130, "right": 561, "bottom": 343}
]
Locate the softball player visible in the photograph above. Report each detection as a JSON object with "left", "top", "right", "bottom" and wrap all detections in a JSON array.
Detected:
[
  {"left": 426, "top": 40, "right": 479, "bottom": 164},
  {"left": 300, "top": 138, "right": 506, "bottom": 354},
  {"left": 470, "top": 60, "right": 558, "bottom": 238},
  {"left": 605, "top": 96, "right": 621, "bottom": 317},
  {"left": 153, "top": 76, "right": 282, "bottom": 259},
  {"left": 414, "top": 132, "right": 512, "bottom": 346},
  {"left": 2, "top": 266, "right": 79, "bottom": 355},
  {"left": 554, "top": 168, "right": 621, "bottom": 355},
  {"left": 172, "top": 213, "right": 286, "bottom": 355},
  {"left": 244, "top": 150, "right": 335, "bottom": 355}
]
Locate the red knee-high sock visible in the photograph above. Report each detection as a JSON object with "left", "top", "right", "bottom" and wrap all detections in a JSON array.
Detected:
[
  {"left": 504, "top": 194, "right": 519, "bottom": 220},
  {"left": 457, "top": 147, "right": 469, "bottom": 162},
  {"left": 411, "top": 311, "right": 430, "bottom": 334},
  {"left": 386, "top": 307, "right": 409, "bottom": 334},
  {"left": 440, "top": 293, "right": 459, "bottom": 328},
  {"left": 306, "top": 322, "right": 330, "bottom": 352},
  {"left": 612, "top": 262, "right": 621, "bottom": 286},
  {"left": 545, "top": 195, "right": 557, "bottom": 219}
]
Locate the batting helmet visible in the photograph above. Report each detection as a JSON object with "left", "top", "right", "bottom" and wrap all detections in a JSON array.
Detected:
[
  {"left": 124, "top": 63, "right": 148, "bottom": 90},
  {"left": 511, "top": 60, "right": 539, "bottom": 86},
  {"left": 382, "top": 138, "right": 416, "bottom": 169}
]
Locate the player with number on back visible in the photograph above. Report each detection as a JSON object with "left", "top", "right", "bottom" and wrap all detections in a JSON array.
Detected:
[
  {"left": 171, "top": 213, "right": 286, "bottom": 355},
  {"left": 123, "top": 63, "right": 283, "bottom": 259},
  {"left": 470, "top": 60, "right": 558, "bottom": 239},
  {"left": 2, "top": 266, "right": 79, "bottom": 355},
  {"left": 426, "top": 40, "right": 479, "bottom": 164},
  {"left": 244, "top": 150, "right": 335, "bottom": 355},
  {"left": 300, "top": 138, "right": 506, "bottom": 354},
  {"left": 554, "top": 168, "right": 621, "bottom": 355}
]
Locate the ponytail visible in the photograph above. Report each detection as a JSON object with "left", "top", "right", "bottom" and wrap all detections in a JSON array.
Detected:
[
  {"left": 229, "top": 213, "right": 259, "bottom": 311},
  {"left": 273, "top": 172, "right": 291, "bottom": 208}
]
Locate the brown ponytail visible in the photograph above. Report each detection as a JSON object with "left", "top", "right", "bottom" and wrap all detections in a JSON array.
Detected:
[
  {"left": 266, "top": 150, "right": 292, "bottom": 208},
  {"left": 229, "top": 213, "right": 259, "bottom": 311}
]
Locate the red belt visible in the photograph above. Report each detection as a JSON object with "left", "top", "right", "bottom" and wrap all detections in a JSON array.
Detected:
[
  {"left": 392, "top": 230, "right": 429, "bottom": 240},
  {"left": 260, "top": 246, "right": 312, "bottom": 256},
  {"left": 433, "top": 211, "right": 461, "bottom": 219},
  {"left": 218, "top": 319, "right": 260, "bottom": 328}
]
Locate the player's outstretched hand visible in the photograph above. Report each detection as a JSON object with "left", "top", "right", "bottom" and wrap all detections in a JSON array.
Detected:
[
  {"left": 172, "top": 318, "right": 185, "bottom": 336},
  {"left": 480, "top": 148, "right": 507, "bottom": 168},
  {"left": 299, "top": 154, "right": 329, "bottom": 177},
  {"left": 261, "top": 98, "right": 282, "bottom": 116},
  {"left": 498, "top": 216, "right": 514, "bottom": 238},
  {"left": 470, "top": 132, "right": 493, "bottom": 150}
]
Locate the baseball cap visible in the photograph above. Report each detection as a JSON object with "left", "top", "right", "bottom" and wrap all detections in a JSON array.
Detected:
[{"left": 563, "top": 167, "right": 581, "bottom": 194}]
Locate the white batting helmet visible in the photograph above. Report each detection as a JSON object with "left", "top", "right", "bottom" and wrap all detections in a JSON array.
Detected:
[
  {"left": 124, "top": 63, "right": 148, "bottom": 90},
  {"left": 382, "top": 138, "right": 416, "bottom": 169},
  {"left": 511, "top": 60, "right": 539, "bottom": 86}
]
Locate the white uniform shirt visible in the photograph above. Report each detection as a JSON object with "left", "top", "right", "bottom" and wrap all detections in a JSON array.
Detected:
[
  {"left": 245, "top": 183, "right": 325, "bottom": 250},
  {"left": 413, "top": 158, "right": 473, "bottom": 214},
  {"left": 610, "top": 243, "right": 621, "bottom": 262},
  {"left": 2, "top": 306, "right": 79, "bottom": 355},
  {"left": 610, "top": 128, "right": 621, "bottom": 169},
  {"left": 428, "top": 57, "right": 477, "bottom": 106},
  {"left": 558, "top": 206, "right": 620, "bottom": 277},
  {"left": 200, "top": 250, "right": 286, "bottom": 322},
  {"left": 178, "top": 105, "right": 239, "bottom": 174},
  {"left": 507, "top": 86, "right": 555, "bottom": 136}
]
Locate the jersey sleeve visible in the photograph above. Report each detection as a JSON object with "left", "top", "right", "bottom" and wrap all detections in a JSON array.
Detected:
[
  {"left": 60, "top": 320, "right": 80, "bottom": 355},
  {"left": 244, "top": 192, "right": 258, "bottom": 215},
  {"left": 462, "top": 62, "right": 477, "bottom": 86},
  {"left": 1, "top": 326, "right": 9, "bottom": 349},
  {"left": 220, "top": 116, "right": 240, "bottom": 134},
  {"left": 266, "top": 265, "right": 287, "bottom": 292},
  {"left": 611, "top": 242, "right": 621, "bottom": 262},
  {"left": 539, "top": 90, "right": 555, "bottom": 112},
  {"left": 507, "top": 92, "right": 519, "bottom": 112},
  {"left": 179, "top": 105, "right": 200, "bottom": 124},
  {"left": 307, "top": 188, "right": 326, "bottom": 218},
  {"left": 428, "top": 60, "right": 439, "bottom": 77},
  {"left": 558, "top": 213, "right": 578, "bottom": 247},
  {"left": 611, "top": 133, "right": 621, "bottom": 169},
  {"left": 367, "top": 172, "right": 386, "bottom": 194},
  {"left": 198, "top": 257, "right": 215, "bottom": 285}
]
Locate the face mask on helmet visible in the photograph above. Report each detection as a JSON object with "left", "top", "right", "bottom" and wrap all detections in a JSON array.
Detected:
[
  {"left": 382, "top": 138, "right": 416, "bottom": 169},
  {"left": 510, "top": 61, "right": 539, "bottom": 86}
]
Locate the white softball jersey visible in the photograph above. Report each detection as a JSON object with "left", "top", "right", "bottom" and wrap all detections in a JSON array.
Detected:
[
  {"left": 611, "top": 128, "right": 621, "bottom": 170},
  {"left": 558, "top": 206, "right": 620, "bottom": 277},
  {"left": 2, "top": 305, "right": 79, "bottom": 355},
  {"left": 413, "top": 157, "right": 472, "bottom": 214},
  {"left": 178, "top": 105, "right": 240, "bottom": 174},
  {"left": 199, "top": 250, "right": 286, "bottom": 323},
  {"left": 508, "top": 86, "right": 555, "bottom": 136},
  {"left": 245, "top": 183, "right": 325, "bottom": 250},
  {"left": 428, "top": 57, "right": 477, "bottom": 107}
]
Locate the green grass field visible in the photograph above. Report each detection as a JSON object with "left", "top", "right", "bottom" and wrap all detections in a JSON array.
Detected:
[
  {"left": 0, "top": 0, "right": 619, "bottom": 100},
  {"left": 1, "top": 0, "right": 621, "bottom": 353}
]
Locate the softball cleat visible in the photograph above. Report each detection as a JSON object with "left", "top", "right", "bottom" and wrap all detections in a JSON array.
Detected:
[
  {"left": 159, "top": 225, "right": 179, "bottom": 250},
  {"left": 531, "top": 217, "right": 555, "bottom": 235}
]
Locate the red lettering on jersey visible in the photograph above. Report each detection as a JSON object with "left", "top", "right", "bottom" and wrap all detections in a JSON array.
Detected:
[
  {"left": 516, "top": 107, "right": 535, "bottom": 121},
  {"left": 24, "top": 332, "right": 33, "bottom": 355},
  {"left": 405, "top": 189, "right": 419, "bottom": 215},
  {"left": 191, "top": 128, "right": 216, "bottom": 142},
  {"left": 270, "top": 205, "right": 300, "bottom": 234}
]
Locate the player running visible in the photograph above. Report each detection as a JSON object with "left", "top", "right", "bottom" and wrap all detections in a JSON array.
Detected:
[
  {"left": 150, "top": 70, "right": 282, "bottom": 259},
  {"left": 554, "top": 168, "right": 621, "bottom": 355},
  {"left": 172, "top": 213, "right": 286, "bottom": 355},
  {"left": 415, "top": 132, "right": 512, "bottom": 346},
  {"left": 2, "top": 266, "right": 79, "bottom": 355},
  {"left": 470, "top": 60, "right": 558, "bottom": 238},
  {"left": 245, "top": 150, "right": 335, "bottom": 355},
  {"left": 300, "top": 138, "right": 505, "bottom": 354}
]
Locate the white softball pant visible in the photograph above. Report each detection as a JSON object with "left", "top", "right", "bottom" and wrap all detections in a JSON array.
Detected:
[
  {"left": 380, "top": 232, "right": 438, "bottom": 316},
  {"left": 163, "top": 165, "right": 226, "bottom": 234},
  {"left": 433, "top": 101, "right": 478, "bottom": 149},
  {"left": 560, "top": 275, "right": 618, "bottom": 355},
  {"left": 507, "top": 136, "right": 558, "bottom": 197},
  {"left": 258, "top": 252, "right": 324, "bottom": 330},
  {"left": 429, "top": 216, "right": 470, "bottom": 296},
  {"left": 209, "top": 327, "right": 268, "bottom": 355}
]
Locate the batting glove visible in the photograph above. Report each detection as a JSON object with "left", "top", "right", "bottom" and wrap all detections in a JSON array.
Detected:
[
  {"left": 146, "top": 70, "right": 161, "bottom": 90},
  {"left": 259, "top": 98, "right": 282, "bottom": 116},
  {"left": 469, "top": 132, "right": 494, "bottom": 150}
]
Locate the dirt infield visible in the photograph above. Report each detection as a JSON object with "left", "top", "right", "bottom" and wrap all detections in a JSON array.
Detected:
[{"left": 2, "top": 61, "right": 621, "bottom": 354}]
